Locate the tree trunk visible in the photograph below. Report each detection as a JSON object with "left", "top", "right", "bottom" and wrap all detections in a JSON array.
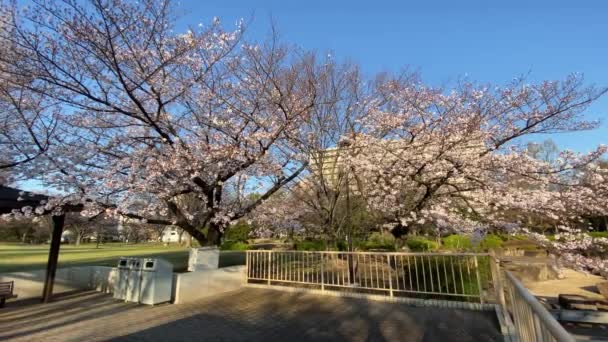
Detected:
[
  {"left": 75, "top": 231, "right": 82, "bottom": 246},
  {"left": 178, "top": 229, "right": 184, "bottom": 245},
  {"left": 206, "top": 224, "right": 223, "bottom": 246},
  {"left": 21, "top": 231, "right": 28, "bottom": 243},
  {"left": 175, "top": 223, "right": 209, "bottom": 246}
]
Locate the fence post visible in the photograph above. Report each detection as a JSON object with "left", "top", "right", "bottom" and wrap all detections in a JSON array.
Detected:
[
  {"left": 473, "top": 255, "right": 484, "bottom": 304},
  {"left": 320, "top": 253, "right": 325, "bottom": 292},
  {"left": 489, "top": 250, "right": 506, "bottom": 309},
  {"left": 245, "top": 251, "right": 249, "bottom": 283},
  {"left": 387, "top": 254, "right": 393, "bottom": 297},
  {"left": 267, "top": 251, "right": 272, "bottom": 285}
]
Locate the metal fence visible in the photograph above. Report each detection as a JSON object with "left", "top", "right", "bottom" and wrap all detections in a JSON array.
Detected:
[
  {"left": 504, "top": 271, "right": 574, "bottom": 342},
  {"left": 246, "top": 250, "right": 577, "bottom": 341},
  {"left": 246, "top": 250, "right": 501, "bottom": 303}
]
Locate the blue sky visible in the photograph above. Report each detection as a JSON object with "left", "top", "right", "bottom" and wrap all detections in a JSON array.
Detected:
[{"left": 179, "top": 0, "right": 608, "bottom": 153}]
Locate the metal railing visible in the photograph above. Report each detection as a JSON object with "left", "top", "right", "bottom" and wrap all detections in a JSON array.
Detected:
[
  {"left": 246, "top": 250, "right": 500, "bottom": 303},
  {"left": 504, "top": 271, "right": 574, "bottom": 342}
]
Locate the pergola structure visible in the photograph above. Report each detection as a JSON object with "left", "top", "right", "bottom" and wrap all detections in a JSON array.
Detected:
[{"left": 0, "top": 185, "right": 80, "bottom": 303}]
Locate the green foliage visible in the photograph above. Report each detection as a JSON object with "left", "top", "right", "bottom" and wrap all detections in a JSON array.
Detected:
[
  {"left": 368, "top": 232, "right": 395, "bottom": 245},
  {"left": 588, "top": 231, "right": 608, "bottom": 239},
  {"left": 479, "top": 234, "right": 503, "bottom": 250},
  {"left": 442, "top": 235, "right": 472, "bottom": 250},
  {"left": 295, "top": 240, "right": 326, "bottom": 251},
  {"left": 220, "top": 241, "right": 249, "bottom": 251},
  {"left": 363, "top": 232, "right": 396, "bottom": 251},
  {"left": 405, "top": 237, "right": 438, "bottom": 251},
  {"left": 224, "top": 220, "right": 252, "bottom": 242},
  {"left": 336, "top": 240, "right": 349, "bottom": 251}
]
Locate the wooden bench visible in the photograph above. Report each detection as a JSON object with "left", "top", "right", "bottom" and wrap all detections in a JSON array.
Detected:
[{"left": 0, "top": 281, "right": 17, "bottom": 307}]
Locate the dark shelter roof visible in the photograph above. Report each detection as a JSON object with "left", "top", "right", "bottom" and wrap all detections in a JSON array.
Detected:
[{"left": 0, "top": 185, "right": 49, "bottom": 214}]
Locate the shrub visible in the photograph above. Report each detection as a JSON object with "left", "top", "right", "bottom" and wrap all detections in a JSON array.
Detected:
[
  {"left": 480, "top": 234, "right": 503, "bottom": 250},
  {"left": 405, "top": 237, "right": 438, "bottom": 251},
  {"left": 364, "top": 232, "right": 396, "bottom": 251},
  {"left": 336, "top": 240, "right": 348, "bottom": 251},
  {"left": 220, "top": 241, "right": 249, "bottom": 251},
  {"left": 442, "top": 235, "right": 472, "bottom": 250},
  {"left": 295, "top": 240, "right": 326, "bottom": 251},
  {"left": 224, "top": 220, "right": 252, "bottom": 242}
]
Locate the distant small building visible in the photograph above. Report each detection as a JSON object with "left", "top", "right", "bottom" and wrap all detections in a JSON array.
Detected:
[{"left": 160, "top": 226, "right": 189, "bottom": 243}]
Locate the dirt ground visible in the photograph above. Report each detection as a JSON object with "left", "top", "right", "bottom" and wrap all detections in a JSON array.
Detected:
[{"left": 523, "top": 269, "right": 606, "bottom": 300}]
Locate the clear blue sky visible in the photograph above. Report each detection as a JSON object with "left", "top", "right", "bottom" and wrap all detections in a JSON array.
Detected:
[{"left": 179, "top": 0, "right": 608, "bottom": 153}]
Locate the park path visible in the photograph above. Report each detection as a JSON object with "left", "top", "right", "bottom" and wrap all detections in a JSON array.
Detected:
[{"left": 0, "top": 288, "right": 502, "bottom": 342}]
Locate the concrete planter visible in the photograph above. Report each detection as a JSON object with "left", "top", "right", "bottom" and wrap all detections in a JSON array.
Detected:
[
  {"left": 173, "top": 266, "right": 245, "bottom": 304},
  {"left": 188, "top": 246, "right": 220, "bottom": 271}
]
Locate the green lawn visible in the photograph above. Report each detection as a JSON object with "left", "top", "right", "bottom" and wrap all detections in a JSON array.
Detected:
[{"left": 0, "top": 242, "right": 245, "bottom": 273}]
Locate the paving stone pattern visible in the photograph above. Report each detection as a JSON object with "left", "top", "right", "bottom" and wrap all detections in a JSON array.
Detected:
[{"left": 0, "top": 288, "right": 502, "bottom": 341}]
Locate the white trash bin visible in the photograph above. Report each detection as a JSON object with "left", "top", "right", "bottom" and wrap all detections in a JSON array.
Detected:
[
  {"left": 113, "top": 257, "right": 131, "bottom": 300},
  {"left": 125, "top": 258, "right": 143, "bottom": 303},
  {"left": 139, "top": 258, "right": 173, "bottom": 305}
]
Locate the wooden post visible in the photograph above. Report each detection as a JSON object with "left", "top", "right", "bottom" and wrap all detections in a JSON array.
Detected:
[{"left": 42, "top": 214, "right": 65, "bottom": 303}]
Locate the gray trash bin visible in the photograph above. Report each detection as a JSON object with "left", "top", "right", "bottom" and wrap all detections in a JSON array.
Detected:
[
  {"left": 125, "top": 258, "right": 143, "bottom": 303},
  {"left": 139, "top": 258, "right": 173, "bottom": 305},
  {"left": 113, "top": 257, "right": 131, "bottom": 300}
]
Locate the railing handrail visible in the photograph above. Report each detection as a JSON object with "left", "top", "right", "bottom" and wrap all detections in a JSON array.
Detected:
[
  {"left": 246, "top": 250, "right": 490, "bottom": 257},
  {"left": 505, "top": 271, "right": 575, "bottom": 342},
  {"left": 246, "top": 250, "right": 495, "bottom": 303}
]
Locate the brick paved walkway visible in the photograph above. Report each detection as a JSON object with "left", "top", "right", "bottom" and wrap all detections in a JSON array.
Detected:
[{"left": 0, "top": 288, "right": 502, "bottom": 341}]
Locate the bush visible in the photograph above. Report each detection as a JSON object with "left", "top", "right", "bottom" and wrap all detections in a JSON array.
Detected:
[
  {"left": 480, "top": 234, "right": 503, "bottom": 250},
  {"left": 224, "top": 220, "right": 252, "bottom": 242},
  {"left": 295, "top": 240, "right": 326, "bottom": 251},
  {"left": 363, "top": 232, "right": 396, "bottom": 251},
  {"left": 405, "top": 237, "right": 438, "bottom": 251},
  {"left": 442, "top": 235, "right": 472, "bottom": 250},
  {"left": 220, "top": 240, "right": 249, "bottom": 251}
]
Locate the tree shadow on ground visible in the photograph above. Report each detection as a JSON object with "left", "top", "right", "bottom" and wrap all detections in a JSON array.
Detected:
[
  {"left": 0, "top": 288, "right": 502, "bottom": 342},
  {"left": 109, "top": 289, "right": 502, "bottom": 342}
]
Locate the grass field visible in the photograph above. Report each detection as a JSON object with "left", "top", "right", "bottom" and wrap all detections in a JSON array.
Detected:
[{"left": 0, "top": 242, "right": 245, "bottom": 273}]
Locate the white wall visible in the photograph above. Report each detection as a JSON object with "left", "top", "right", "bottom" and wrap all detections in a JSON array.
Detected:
[
  {"left": 173, "top": 266, "right": 245, "bottom": 304},
  {"left": 0, "top": 266, "right": 116, "bottom": 301},
  {"left": 1, "top": 265, "right": 245, "bottom": 304}
]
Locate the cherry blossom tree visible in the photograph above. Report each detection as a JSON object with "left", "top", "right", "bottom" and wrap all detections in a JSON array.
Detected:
[
  {"left": 344, "top": 73, "right": 608, "bottom": 274},
  {"left": 2, "top": 0, "right": 331, "bottom": 245}
]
